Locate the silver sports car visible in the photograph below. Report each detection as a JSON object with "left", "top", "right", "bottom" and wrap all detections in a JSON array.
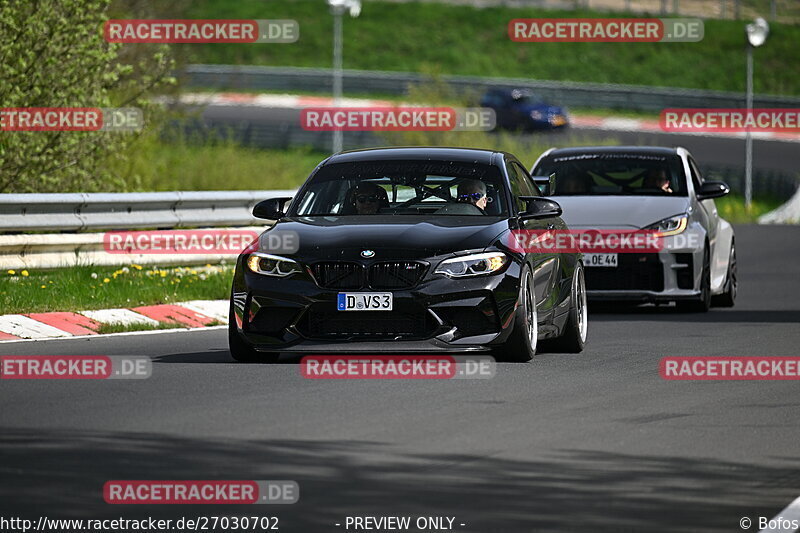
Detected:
[{"left": 530, "top": 146, "right": 737, "bottom": 312}]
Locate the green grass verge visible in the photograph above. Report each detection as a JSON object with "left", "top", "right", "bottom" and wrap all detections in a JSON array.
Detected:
[
  {"left": 113, "top": 131, "right": 326, "bottom": 191},
  {"left": 181, "top": 0, "right": 800, "bottom": 96},
  {"left": 715, "top": 193, "right": 784, "bottom": 223},
  {"left": 0, "top": 264, "right": 234, "bottom": 314}
]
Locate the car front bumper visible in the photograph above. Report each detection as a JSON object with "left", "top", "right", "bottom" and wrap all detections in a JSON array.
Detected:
[
  {"left": 584, "top": 246, "right": 704, "bottom": 303},
  {"left": 231, "top": 257, "right": 526, "bottom": 354}
]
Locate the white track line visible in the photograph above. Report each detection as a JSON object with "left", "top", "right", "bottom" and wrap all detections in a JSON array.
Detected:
[{"left": 759, "top": 496, "right": 800, "bottom": 532}]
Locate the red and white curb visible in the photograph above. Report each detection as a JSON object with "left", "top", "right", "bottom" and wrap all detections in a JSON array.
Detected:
[
  {"left": 569, "top": 115, "right": 800, "bottom": 143},
  {"left": 176, "top": 92, "right": 800, "bottom": 143},
  {"left": 176, "top": 92, "right": 394, "bottom": 109},
  {"left": 0, "top": 300, "right": 228, "bottom": 342}
]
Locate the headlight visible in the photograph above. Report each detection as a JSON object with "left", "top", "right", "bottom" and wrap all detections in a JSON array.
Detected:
[
  {"left": 644, "top": 214, "right": 688, "bottom": 237},
  {"left": 530, "top": 110, "right": 543, "bottom": 120},
  {"left": 246, "top": 253, "right": 302, "bottom": 277},
  {"left": 435, "top": 252, "right": 508, "bottom": 278}
]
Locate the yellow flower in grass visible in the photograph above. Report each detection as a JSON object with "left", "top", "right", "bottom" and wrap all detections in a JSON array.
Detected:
[
  {"left": 103, "top": 278, "right": 110, "bottom": 283},
  {"left": 21, "top": 270, "right": 29, "bottom": 277},
  {"left": 7, "top": 270, "right": 15, "bottom": 275},
  {"left": 40, "top": 285, "right": 46, "bottom": 289},
  {"left": 131, "top": 264, "right": 143, "bottom": 270}
]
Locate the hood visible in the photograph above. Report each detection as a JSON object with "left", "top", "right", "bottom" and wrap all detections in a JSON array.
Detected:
[
  {"left": 552, "top": 196, "right": 691, "bottom": 229},
  {"left": 260, "top": 216, "right": 510, "bottom": 261}
]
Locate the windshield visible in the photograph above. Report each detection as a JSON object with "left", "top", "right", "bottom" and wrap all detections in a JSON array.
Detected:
[
  {"left": 534, "top": 153, "right": 687, "bottom": 196},
  {"left": 291, "top": 159, "right": 508, "bottom": 216}
]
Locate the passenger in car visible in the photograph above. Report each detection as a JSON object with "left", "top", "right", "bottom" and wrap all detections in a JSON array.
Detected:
[
  {"left": 344, "top": 182, "right": 390, "bottom": 214},
  {"left": 456, "top": 179, "right": 488, "bottom": 212},
  {"left": 642, "top": 169, "right": 673, "bottom": 193}
]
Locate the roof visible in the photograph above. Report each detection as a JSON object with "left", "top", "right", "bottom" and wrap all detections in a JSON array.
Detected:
[
  {"left": 325, "top": 146, "right": 503, "bottom": 165},
  {"left": 543, "top": 146, "right": 681, "bottom": 157}
]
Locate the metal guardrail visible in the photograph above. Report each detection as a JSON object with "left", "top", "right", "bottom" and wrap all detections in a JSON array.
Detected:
[
  {"left": 0, "top": 191, "right": 296, "bottom": 269},
  {"left": 0, "top": 190, "right": 296, "bottom": 233},
  {"left": 0, "top": 228, "right": 263, "bottom": 271},
  {"left": 182, "top": 64, "right": 800, "bottom": 113}
]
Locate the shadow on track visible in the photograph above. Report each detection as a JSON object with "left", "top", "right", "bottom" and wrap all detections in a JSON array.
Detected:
[{"left": 0, "top": 428, "right": 796, "bottom": 533}]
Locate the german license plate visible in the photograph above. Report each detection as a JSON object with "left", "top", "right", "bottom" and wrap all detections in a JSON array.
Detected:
[
  {"left": 584, "top": 253, "right": 618, "bottom": 267},
  {"left": 337, "top": 293, "right": 393, "bottom": 311}
]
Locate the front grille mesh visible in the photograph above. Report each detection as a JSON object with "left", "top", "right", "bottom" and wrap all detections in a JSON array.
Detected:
[
  {"left": 584, "top": 255, "right": 664, "bottom": 291},
  {"left": 304, "top": 310, "right": 430, "bottom": 339},
  {"left": 311, "top": 261, "right": 427, "bottom": 290},
  {"left": 311, "top": 262, "right": 364, "bottom": 289},
  {"left": 368, "top": 261, "right": 426, "bottom": 289}
]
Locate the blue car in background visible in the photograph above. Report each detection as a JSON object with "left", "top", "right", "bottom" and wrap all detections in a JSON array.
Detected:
[{"left": 480, "top": 88, "right": 569, "bottom": 131}]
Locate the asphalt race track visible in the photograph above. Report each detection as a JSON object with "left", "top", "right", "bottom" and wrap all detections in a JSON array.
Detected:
[
  {"left": 1, "top": 224, "right": 799, "bottom": 532},
  {"left": 199, "top": 105, "right": 800, "bottom": 176}
]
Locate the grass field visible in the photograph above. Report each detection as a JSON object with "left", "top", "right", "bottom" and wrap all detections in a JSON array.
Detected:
[
  {"left": 110, "top": 131, "right": 326, "bottom": 191},
  {"left": 0, "top": 264, "right": 234, "bottom": 314},
  {"left": 715, "top": 193, "right": 783, "bottom": 223},
  {"left": 181, "top": 0, "right": 800, "bottom": 95}
]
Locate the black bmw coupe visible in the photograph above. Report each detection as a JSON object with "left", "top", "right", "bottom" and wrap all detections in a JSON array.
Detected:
[{"left": 229, "top": 147, "right": 587, "bottom": 362}]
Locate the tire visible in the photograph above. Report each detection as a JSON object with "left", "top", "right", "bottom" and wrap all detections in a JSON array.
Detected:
[
  {"left": 228, "top": 303, "right": 279, "bottom": 363},
  {"left": 677, "top": 246, "right": 711, "bottom": 313},
  {"left": 494, "top": 266, "right": 537, "bottom": 362},
  {"left": 711, "top": 242, "right": 737, "bottom": 308},
  {"left": 547, "top": 264, "right": 588, "bottom": 353}
]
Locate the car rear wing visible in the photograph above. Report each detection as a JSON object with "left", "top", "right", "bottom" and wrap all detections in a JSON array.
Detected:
[{"left": 531, "top": 174, "right": 555, "bottom": 196}]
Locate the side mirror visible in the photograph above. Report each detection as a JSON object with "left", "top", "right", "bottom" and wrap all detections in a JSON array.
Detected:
[
  {"left": 697, "top": 181, "right": 729, "bottom": 200},
  {"left": 519, "top": 197, "right": 562, "bottom": 220},
  {"left": 253, "top": 197, "right": 291, "bottom": 220},
  {"left": 531, "top": 174, "right": 556, "bottom": 196}
]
